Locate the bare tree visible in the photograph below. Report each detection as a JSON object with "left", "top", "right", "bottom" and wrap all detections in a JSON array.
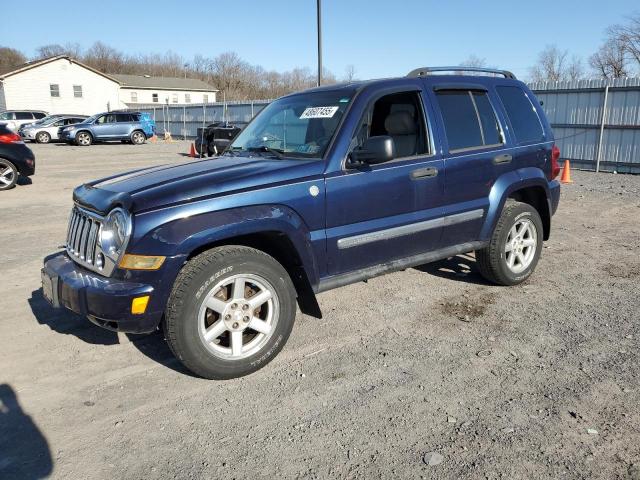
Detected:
[
  {"left": 607, "top": 13, "right": 640, "bottom": 72},
  {"left": 0, "top": 47, "right": 26, "bottom": 72},
  {"left": 343, "top": 64, "right": 356, "bottom": 82},
  {"left": 459, "top": 55, "right": 487, "bottom": 67},
  {"left": 566, "top": 55, "right": 585, "bottom": 81},
  {"left": 35, "top": 43, "right": 82, "bottom": 59},
  {"left": 589, "top": 38, "right": 629, "bottom": 79},
  {"left": 529, "top": 45, "right": 569, "bottom": 82}
]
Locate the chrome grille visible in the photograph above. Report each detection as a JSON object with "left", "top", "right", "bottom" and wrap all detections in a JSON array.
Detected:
[{"left": 66, "top": 207, "right": 103, "bottom": 271}]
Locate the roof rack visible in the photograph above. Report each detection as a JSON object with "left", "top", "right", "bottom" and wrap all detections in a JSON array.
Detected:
[{"left": 407, "top": 66, "right": 516, "bottom": 80}]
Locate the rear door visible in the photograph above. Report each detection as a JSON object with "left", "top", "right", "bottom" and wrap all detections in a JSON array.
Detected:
[
  {"left": 494, "top": 85, "right": 548, "bottom": 172},
  {"left": 115, "top": 113, "right": 134, "bottom": 137},
  {"left": 325, "top": 86, "right": 445, "bottom": 275},
  {"left": 429, "top": 85, "right": 512, "bottom": 246}
]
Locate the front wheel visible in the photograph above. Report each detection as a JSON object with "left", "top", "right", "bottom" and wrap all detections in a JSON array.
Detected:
[
  {"left": 75, "top": 131, "right": 92, "bottom": 146},
  {"left": 163, "top": 246, "right": 297, "bottom": 379},
  {"left": 36, "top": 131, "right": 51, "bottom": 144},
  {"left": 475, "top": 201, "right": 543, "bottom": 286}
]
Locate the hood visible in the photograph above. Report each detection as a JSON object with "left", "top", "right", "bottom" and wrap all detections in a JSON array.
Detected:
[{"left": 73, "top": 155, "right": 324, "bottom": 214}]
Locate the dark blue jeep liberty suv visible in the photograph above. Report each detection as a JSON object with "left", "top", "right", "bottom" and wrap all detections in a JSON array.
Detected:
[{"left": 42, "top": 67, "right": 561, "bottom": 379}]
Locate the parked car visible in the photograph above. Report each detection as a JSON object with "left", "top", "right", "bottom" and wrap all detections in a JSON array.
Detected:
[
  {"left": 194, "top": 122, "right": 242, "bottom": 156},
  {"left": 0, "top": 110, "right": 48, "bottom": 132},
  {"left": 20, "top": 115, "right": 88, "bottom": 143},
  {"left": 59, "top": 111, "right": 156, "bottom": 146},
  {"left": 0, "top": 124, "right": 35, "bottom": 190},
  {"left": 42, "top": 66, "right": 561, "bottom": 379}
]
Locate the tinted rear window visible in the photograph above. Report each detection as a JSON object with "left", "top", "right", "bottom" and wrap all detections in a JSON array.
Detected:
[
  {"left": 436, "top": 91, "right": 482, "bottom": 151},
  {"left": 33, "top": 112, "right": 46, "bottom": 119},
  {"left": 496, "top": 86, "right": 544, "bottom": 144},
  {"left": 16, "top": 112, "right": 34, "bottom": 120},
  {"left": 436, "top": 90, "right": 503, "bottom": 151}
]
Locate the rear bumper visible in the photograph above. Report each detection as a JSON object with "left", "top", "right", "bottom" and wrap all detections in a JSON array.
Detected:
[{"left": 41, "top": 252, "right": 182, "bottom": 333}]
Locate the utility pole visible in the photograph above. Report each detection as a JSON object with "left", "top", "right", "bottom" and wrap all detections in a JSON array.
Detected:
[{"left": 317, "top": 0, "right": 322, "bottom": 86}]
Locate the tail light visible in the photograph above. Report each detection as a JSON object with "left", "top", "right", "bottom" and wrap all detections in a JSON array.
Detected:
[
  {"left": 0, "top": 132, "right": 22, "bottom": 144},
  {"left": 549, "top": 144, "right": 561, "bottom": 180}
]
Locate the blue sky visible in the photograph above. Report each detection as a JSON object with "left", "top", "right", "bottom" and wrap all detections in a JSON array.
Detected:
[{"left": 1, "top": 0, "right": 638, "bottom": 80}]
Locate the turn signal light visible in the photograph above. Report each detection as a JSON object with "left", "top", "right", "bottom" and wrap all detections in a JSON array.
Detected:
[
  {"left": 119, "top": 254, "right": 165, "bottom": 270},
  {"left": 131, "top": 296, "right": 150, "bottom": 315}
]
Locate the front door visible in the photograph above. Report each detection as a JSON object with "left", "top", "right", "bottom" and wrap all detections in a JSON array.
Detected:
[{"left": 325, "top": 88, "right": 445, "bottom": 276}]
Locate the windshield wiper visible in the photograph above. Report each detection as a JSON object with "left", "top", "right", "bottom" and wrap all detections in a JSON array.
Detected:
[{"left": 243, "top": 146, "right": 285, "bottom": 159}]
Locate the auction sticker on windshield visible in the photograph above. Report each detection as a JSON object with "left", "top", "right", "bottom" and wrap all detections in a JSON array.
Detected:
[{"left": 300, "top": 106, "right": 339, "bottom": 119}]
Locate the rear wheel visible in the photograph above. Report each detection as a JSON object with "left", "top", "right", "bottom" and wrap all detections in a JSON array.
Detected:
[
  {"left": 163, "top": 246, "right": 297, "bottom": 379},
  {"left": 0, "top": 159, "right": 18, "bottom": 190},
  {"left": 130, "top": 130, "right": 146, "bottom": 145},
  {"left": 36, "top": 131, "right": 51, "bottom": 144},
  {"left": 75, "top": 131, "right": 92, "bottom": 146},
  {"left": 475, "top": 201, "right": 543, "bottom": 286}
]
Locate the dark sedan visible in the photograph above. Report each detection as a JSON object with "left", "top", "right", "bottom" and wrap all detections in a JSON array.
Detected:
[{"left": 0, "top": 124, "right": 36, "bottom": 190}]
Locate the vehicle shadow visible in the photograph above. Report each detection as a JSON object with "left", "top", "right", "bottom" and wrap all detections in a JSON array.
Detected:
[
  {"left": 414, "top": 253, "right": 494, "bottom": 286},
  {"left": 28, "top": 288, "right": 197, "bottom": 377},
  {"left": 0, "top": 384, "right": 53, "bottom": 480},
  {"left": 17, "top": 177, "right": 33, "bottom": 186},
  {"left": 28, "top": 288, "right": 118, "bottom": 345},
  {"left": 125, "top": 331, "right": 199, "bottom": 378}
]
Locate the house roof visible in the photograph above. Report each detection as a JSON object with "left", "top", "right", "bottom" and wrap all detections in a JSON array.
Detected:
[
  {"left": 0, "top": 55, "right": 119, "bottom": 83},
  {"left": 111, "top": 74, "right": 218, "bottom": 92}
]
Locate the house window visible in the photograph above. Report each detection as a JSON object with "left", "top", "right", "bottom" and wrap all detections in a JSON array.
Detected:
[
  {"left": 131, "top": 92, "right": 138, "bottom": 103},
  {"left": 172, "top": 93, "right": 179, "bottom": 103},
  {"left": 203, "top": 94, "right": 208, "bottom": 104},
  {"left": 152, "top": 93, "right": 159, "bottom": 103},
  {"left": 73, "top": 85, "right": 83, "bottom": 98},
  {"left": 185, "top": 93, "right": 191, "bottom": 103},
  {"left": 50, "top": 84, "right": 60, "bottom": 97}
]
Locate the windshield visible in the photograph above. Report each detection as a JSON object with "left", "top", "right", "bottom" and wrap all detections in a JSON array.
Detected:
[
  {"left": 229, "top": 90, "right": 354, "bottom": 159},
  {"left": 82, "top": 113, "right": 101, "bottom": 124}
]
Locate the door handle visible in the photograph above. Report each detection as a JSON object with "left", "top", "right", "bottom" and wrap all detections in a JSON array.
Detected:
[
  {"left": 493, "top": 154, "right": 512, "bottom": 165},
  {"left": 411, "top": 167, "right": 438, "bottom": 179}
]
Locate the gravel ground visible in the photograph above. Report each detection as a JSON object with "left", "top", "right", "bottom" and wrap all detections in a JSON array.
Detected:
[{"left": 1, "top": 142, "right": 639, "bottom": 479}]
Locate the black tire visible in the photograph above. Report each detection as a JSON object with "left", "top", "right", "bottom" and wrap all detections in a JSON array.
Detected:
[
  {"left": 163, "top": 246, "right": 297, "bottom": 379},
  {"left": 0, "top": 158, "right": 18, "bottom": 191},
  {"left": 75, "top": 131, "right": 92, "bottom": 146},
  {"left": 475, "top": 201, "right": 544, "bottom": 286},
  {"left": 35, "top": 131, "right": 51, "bottom": 144},
  {"left": 130, "top": 130, "right": 146, "bottom": 145}
]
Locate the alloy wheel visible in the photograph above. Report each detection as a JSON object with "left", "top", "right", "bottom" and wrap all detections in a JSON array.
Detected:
[
  {"left": 504, "top": 218, "right": 537, "bottom": 274},
  {"left": 197, "top": 274, "right": 279, "bottom": 360}
]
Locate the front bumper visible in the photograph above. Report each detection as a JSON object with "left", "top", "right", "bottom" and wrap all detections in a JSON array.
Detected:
[
  {"left": 41, "top": 252, "right": 174, "bottom": 333},
  {"left": 59, "top": 130, "right": 77, "bottom": 141},
  {"left": 20, "top": 130, "right": 36, "bottom": 140}
]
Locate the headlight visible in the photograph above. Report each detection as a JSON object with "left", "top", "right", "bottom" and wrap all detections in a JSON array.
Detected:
[
  {"left": 64, "top": 126, "right": 76, "bottom": 131},
  {"left": 100, "top": 208, "right": 132, "bottom": 261}
]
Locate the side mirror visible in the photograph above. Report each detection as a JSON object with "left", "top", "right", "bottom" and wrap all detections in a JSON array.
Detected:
[{"left": 349, "top": 135, "right": 395, "bottom": 165}]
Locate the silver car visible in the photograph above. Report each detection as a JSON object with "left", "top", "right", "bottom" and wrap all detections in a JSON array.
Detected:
[
  {"left": 20, "top": 115, "right": 88, "bottom": 143},
  {"left": 0, "top": 110, "right": 48, "bottom": 132}
]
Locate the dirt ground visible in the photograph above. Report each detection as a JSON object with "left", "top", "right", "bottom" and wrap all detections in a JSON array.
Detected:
[{"left": 1, "top": 141, "right": 639, "bottom": 479}]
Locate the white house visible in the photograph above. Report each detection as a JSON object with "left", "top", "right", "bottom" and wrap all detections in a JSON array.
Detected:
[
  {"left": 113, "top": 74, "right": 218, "bottom": 106},
  {"left": 0, "top": 55, "right": 219, "bottom": 115},
  {"left": 0, "top": 56, "right": 121, "bottom": 115}
]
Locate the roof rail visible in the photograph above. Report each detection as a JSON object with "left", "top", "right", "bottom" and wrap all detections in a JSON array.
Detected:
[{"left": 407, "top": 66, "right": 516, "bottom": 80}]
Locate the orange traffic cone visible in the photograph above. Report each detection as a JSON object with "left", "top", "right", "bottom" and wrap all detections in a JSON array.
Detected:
[
  {"left": 189, "top": 143, "right": 197, "bottom": 158},
  {"left": 149, "top": 135, "right": 157, "bottom": 143},
  {"left": 560, "top": 160, "right": 573, "bottom": 184}
]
